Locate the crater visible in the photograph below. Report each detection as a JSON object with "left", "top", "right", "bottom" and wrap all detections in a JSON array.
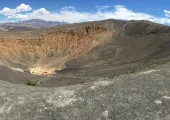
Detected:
[{"left": 1, "top": 19, "right": 170, "bottom": 88}]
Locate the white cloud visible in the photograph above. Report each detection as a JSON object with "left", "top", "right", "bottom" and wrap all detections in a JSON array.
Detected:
[
  {"left": 14, "top": 14, "right": 28, "bottom": 19},
  {"left": 96, "top": 5, "right": 110, "bottom": 11},
  {"left": 16, "top": 3, "right": 32, "bottom": 12},
  {"left": 1, "top": 4, "right": 170, "bottom": 25},
  {"left": 0, "top": 7, "right": 16, "bottom": 16},
  {"left": 164, "top": 10, "right": 170, "bottom": 14},
  {"left": 32, "top": 8, "right": 49, "bottom": 15},
  {"left": 61, "top": 6, "right": 75, "bottom": 11},
  {"left": 24, "top": 8, "right": 50, "bottom": 19},
  {"left": 0, "top": 3, "right": 32, "bottom": 18},
  {"left": 164, "top": 10, "right": 170, "bottom": 18}
]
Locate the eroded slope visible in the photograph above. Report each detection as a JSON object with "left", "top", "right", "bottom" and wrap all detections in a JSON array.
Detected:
[
  {"left": 65, "top": 20, "right": 170, "bottom": 76},
  {"left": 0, "top": 20, "right": 122, "bottom": 75}
]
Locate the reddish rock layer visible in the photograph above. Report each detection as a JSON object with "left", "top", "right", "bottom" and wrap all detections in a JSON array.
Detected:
[{"left": 0, "top": 24, "right": 118, "bottom": 75}]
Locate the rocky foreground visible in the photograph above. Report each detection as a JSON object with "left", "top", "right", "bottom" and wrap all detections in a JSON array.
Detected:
[{"left": 1, "top": 63, "right": 170, "bottom": 120}]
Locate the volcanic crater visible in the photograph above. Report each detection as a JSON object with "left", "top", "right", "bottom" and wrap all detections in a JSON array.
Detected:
[
  {"left": 2, "top": 19, "right": 170, "bottom": 120},
  {"left": 1, "top": 19, "right": 170, "bottom": 87}
]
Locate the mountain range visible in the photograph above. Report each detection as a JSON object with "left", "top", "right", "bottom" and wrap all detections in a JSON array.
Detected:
[{"left": 0, "top": 19, "right": 67, "bottom": 31}]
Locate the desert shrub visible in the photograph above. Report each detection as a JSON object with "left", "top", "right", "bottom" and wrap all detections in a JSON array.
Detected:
[{"left": 25, "top": 80, "right": 37, "bottom": 86}]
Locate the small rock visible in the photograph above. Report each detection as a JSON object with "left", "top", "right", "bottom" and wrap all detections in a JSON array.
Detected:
[{"left": 154, "top": 100, "right": 162, "bottom": 105}]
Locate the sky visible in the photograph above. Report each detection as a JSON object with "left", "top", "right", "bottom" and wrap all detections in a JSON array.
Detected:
[{"left": 0, "top": 0, "right": 170, "bottom": 25}]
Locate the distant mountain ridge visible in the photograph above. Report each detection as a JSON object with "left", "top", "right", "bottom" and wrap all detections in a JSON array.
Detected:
[
  {"left": 0, "top": 19, "right": 68, "bottom": 31},
  {"left": 17, "top": 19, "right": 67, "bottom": 28}
]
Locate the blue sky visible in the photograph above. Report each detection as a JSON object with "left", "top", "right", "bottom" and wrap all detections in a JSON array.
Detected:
[{"left": 0, "top": 0, "right": 170, "bottom": 25}]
